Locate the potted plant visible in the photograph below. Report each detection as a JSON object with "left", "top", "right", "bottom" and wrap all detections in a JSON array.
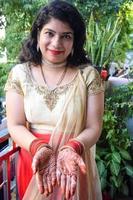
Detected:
[{"left": 86, "top": 13, "right": 122, "bottom": 80}]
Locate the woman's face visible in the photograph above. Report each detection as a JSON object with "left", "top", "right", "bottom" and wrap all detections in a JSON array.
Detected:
[{"left": 38, "top": 18, "right": 74, "bottom": 64}]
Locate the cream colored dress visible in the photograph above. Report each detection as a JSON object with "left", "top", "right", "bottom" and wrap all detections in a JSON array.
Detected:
[{"left": 5, "top": 62, "right": 104, "bottom": 200}]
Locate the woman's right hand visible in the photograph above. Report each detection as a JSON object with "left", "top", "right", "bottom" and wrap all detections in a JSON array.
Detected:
[
  {"left": 32, "top": 146, "right": 56, "bottom": 197},
  {"left": 56, "top": 148, "right": 86, "bottom": 199}
]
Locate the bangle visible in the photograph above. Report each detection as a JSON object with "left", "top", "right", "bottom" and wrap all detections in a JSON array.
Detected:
[
  {"left": 68, "top": 139, "right": 84, "bottom": 155},
  {"left": 59, "top": 139, "right": 84, "bottom": 155},
  {"left": 29, "top": 139, "right": 52, "bottom": 157},
  {"left": 72, "top": 138, "right": 85, "bottom": 152}
]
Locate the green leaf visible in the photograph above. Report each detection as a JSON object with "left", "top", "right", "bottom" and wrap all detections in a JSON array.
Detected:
[
  {"left": 99, "top": 168, "right": 107, "bottom": 190},
  {"left": 125, "top": 165, "right": 133, "bottom": 177},
  {"left": 112, "top": 152, "right": 121, "bottom": 164},
  {"left": 97, "top": 160, "right": 106, "bottom": 176},
  {"left": 110, "top": 160, "right": 120, "bottom": 176},
  {"left": 120, "top": 150, "right": 132, "bottom": 160},
  {"left": 110, "top": 176, "right": 119, "bottom": 187},
  {"left": 100, "top": 177, "right": 107, "bottom": 190}
]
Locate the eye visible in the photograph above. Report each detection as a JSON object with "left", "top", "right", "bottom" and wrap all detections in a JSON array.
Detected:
[
  {"left": 44, "top": 31, "right": 54, "bottom": 37},
  {"left": 62, "top": 34, "right": 73, "bottom": 40}
]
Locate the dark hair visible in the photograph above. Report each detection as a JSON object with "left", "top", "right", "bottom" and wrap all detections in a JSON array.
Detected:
[{"left": 19, "top": 0, "right": 90, "bottom": 66}]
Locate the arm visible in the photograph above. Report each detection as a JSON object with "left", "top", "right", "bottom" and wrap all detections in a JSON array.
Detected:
[
  {"left": 6, "top": 90, "right": 56, "bottom": 195},
  {"left": 76, "top": 91, "right": 104, "bottom": 149},
  {"left": 56, "top": 91, "right": 104, "bottom": 199},
  {"left": 6, "top": 90, "right": 36, "bottom": 151}
]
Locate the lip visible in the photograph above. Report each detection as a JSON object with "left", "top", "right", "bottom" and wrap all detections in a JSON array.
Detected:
[{"left": 48, "top": 49, "right": 64, "bottom": 55}]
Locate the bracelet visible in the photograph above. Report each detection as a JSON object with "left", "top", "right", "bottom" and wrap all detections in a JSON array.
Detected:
[
  {"left": 72, "top": 138, "right": 85, "bottom": 152},
  {"left": 29, "top": 138, "right": 52, "bottom": 157},
  {"left": 59, "top": 139, "right": 84, "bottom": 155},
  {"left": 68, "top": 139, "right": 84, "bottom": 155}
]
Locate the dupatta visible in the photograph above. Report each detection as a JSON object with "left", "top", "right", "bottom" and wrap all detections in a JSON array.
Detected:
[{"left": 23, "top": 71, "right": 102, "bottom": 200}]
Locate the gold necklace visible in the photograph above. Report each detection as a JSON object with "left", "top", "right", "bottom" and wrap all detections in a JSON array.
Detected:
[
  {"left": 40, "top": 65, "right": 67, "bottom": 87},
  {"left": 42, "top": 59, "right": 67, "bottom": 69}
]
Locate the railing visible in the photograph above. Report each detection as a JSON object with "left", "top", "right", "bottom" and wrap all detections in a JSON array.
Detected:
[{"left": 0, "top": 128, "right": 20, "bottom": 200}]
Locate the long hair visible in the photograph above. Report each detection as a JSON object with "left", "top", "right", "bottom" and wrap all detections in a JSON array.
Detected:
[{"left": 19, "top": 0, "right": 90, "bottom": 66}]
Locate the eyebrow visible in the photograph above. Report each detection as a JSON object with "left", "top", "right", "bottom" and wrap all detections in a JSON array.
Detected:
[{"left": 43, "top": 28, "right": 73, "bottom": 35}]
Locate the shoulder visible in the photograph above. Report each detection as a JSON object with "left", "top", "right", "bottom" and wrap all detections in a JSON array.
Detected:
[
  {"left": 80, "top": 64, "right": 105, "bottom": 94},
  {"left": 4, "top": 63, "right": 29, "bottom": 95},
  {"left": 11, "top": 62, "right": 29, "bottom": 74},
  {"left": 6, "top": 62, "right": 30, "bottom": 86},
  {"left": 8, "top": 62, "right": 30, "bottom": 82},
  {"left": 80, "top": 64, "right": 100, "bottom": 82},
  {"left": 79, "top": 64, "right": 97, "bottom": 73}
]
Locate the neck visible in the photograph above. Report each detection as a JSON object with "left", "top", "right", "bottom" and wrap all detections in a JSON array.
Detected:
[
  {"left": 42, "top": 59, "right": 67, "bottom": 70},
  {"left": 40, "top": 63, "right": 67, "bottom": 87}
]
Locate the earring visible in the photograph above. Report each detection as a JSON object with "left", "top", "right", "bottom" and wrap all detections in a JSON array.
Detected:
[
  {"left": 71, "top": 49, "right": 74, "bottom": 57},
  {"left": 37, "top": 44, "right": 39, "bottom": 52}
]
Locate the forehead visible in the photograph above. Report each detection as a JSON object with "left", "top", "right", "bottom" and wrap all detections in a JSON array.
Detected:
[{"left": 41, "top": 18, "right": 73, "bottom": 33}]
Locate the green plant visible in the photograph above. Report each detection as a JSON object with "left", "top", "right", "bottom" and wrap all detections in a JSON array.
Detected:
[
  {"left": 68, "top": 0, "right": 129, "bottom": 23},
  {"left": 86, "top": 13, "right": 122, "bottom": 70},
  {"left": 0, "top": 63, "right": 13, "bottom": 96},
  {"left": 96, "top": 82, "right": 133, "bottom": 198},
  {"left": 112, "top": 2, "right": 133, "bottom": 63},
  {"left": 0, "top": 0, "right": 48, "bottom": 63}
]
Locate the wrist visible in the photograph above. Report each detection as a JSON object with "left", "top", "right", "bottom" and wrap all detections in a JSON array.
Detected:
[
  {"left": 68, "top": 139, "right": 84, "bottom": 155},
  {"left": 60, "top": 139, "right": 84, "bottom": 155},
  {"left": 29, "top": 138, "right": 52, "bottom": 157}
]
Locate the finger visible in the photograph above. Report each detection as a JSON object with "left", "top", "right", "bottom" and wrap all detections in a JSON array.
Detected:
[
  {"left": 49, "top": 158, "right": 56, "bottom": 186},
  {"left": 36, "top": 172, "right": 44, "bottom": 194},
  {"left": 43, "top": 174, "right": 49, "bottom": 196},
  {"left": 76, "top": 156, "right": 86, "bottom": 174},
  {"left": 60, "top": 173, "right": 66, "bottom": 194},
  {"left": 47, "top": 175, "right": 53, "bottom": 194},
  {"left": 70, "top": 175, "right": 77, "bottom": 196},
  {"left": 51, "top": 171, "right": 56, "bottom": 186},
  {"left": 56, "top": 169, "right": 62, "bottom": 186},
  {"left": 65, "top": 175, "right": 71, "bottom": 200}
]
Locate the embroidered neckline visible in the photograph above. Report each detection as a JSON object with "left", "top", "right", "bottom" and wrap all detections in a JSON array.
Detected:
[
  {"left": 25, "top": 64, "right": 79, "bottom": 111},
  {"left": 28, "top": 64, "right": 79, "bottom": 92}
]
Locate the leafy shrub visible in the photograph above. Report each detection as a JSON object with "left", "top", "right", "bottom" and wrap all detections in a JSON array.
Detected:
[
  {"left": 0, "top": 63, "right": 13, "bottom": 96},
  {"left": 96, "top": 82, "right": 133, "bottom": 198}
]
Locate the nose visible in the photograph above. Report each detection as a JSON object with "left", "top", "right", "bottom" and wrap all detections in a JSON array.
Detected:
[{"left": 51, "top": 35, "right": 62, "bottom": 48}]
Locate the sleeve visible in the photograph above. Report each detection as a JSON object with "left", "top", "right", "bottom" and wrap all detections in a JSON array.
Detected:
[
  {"left": 82, "top": 66, "right": 105, "bottom": 95},
  {"left": 4, "top": 65, "right": 24, "bottom": 95}
]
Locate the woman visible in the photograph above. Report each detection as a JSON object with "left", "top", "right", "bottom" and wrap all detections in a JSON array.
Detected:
[{"left": 5, "top": 1, "right": 104, "bottom": 199}]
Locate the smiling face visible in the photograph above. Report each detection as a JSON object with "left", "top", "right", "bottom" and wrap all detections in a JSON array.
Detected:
[{"left": 37, "top": 18, "right": 74, "bottom": 64}]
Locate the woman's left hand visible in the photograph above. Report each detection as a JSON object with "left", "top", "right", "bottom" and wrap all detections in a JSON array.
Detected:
[
  {"left": 56, "top": 148, "right": 86, "bottom": 199},
  {"left": 32, "top": 146, "right": 56, "bottom": 197}
]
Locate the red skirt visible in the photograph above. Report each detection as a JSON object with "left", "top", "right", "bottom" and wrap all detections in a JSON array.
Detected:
[{"left": 17, "top": 133, "right": 51, "bottom": 200}]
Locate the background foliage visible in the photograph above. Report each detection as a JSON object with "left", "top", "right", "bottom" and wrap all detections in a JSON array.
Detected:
[
  {"left": 96, "top": 82, "right": 133, "bottom": 198},
  {"left": 0, "top": 0, "right": 48, "bottom": 61},
  {"left": 86, "top": 14, "right": 123, "bottom": 69}
]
